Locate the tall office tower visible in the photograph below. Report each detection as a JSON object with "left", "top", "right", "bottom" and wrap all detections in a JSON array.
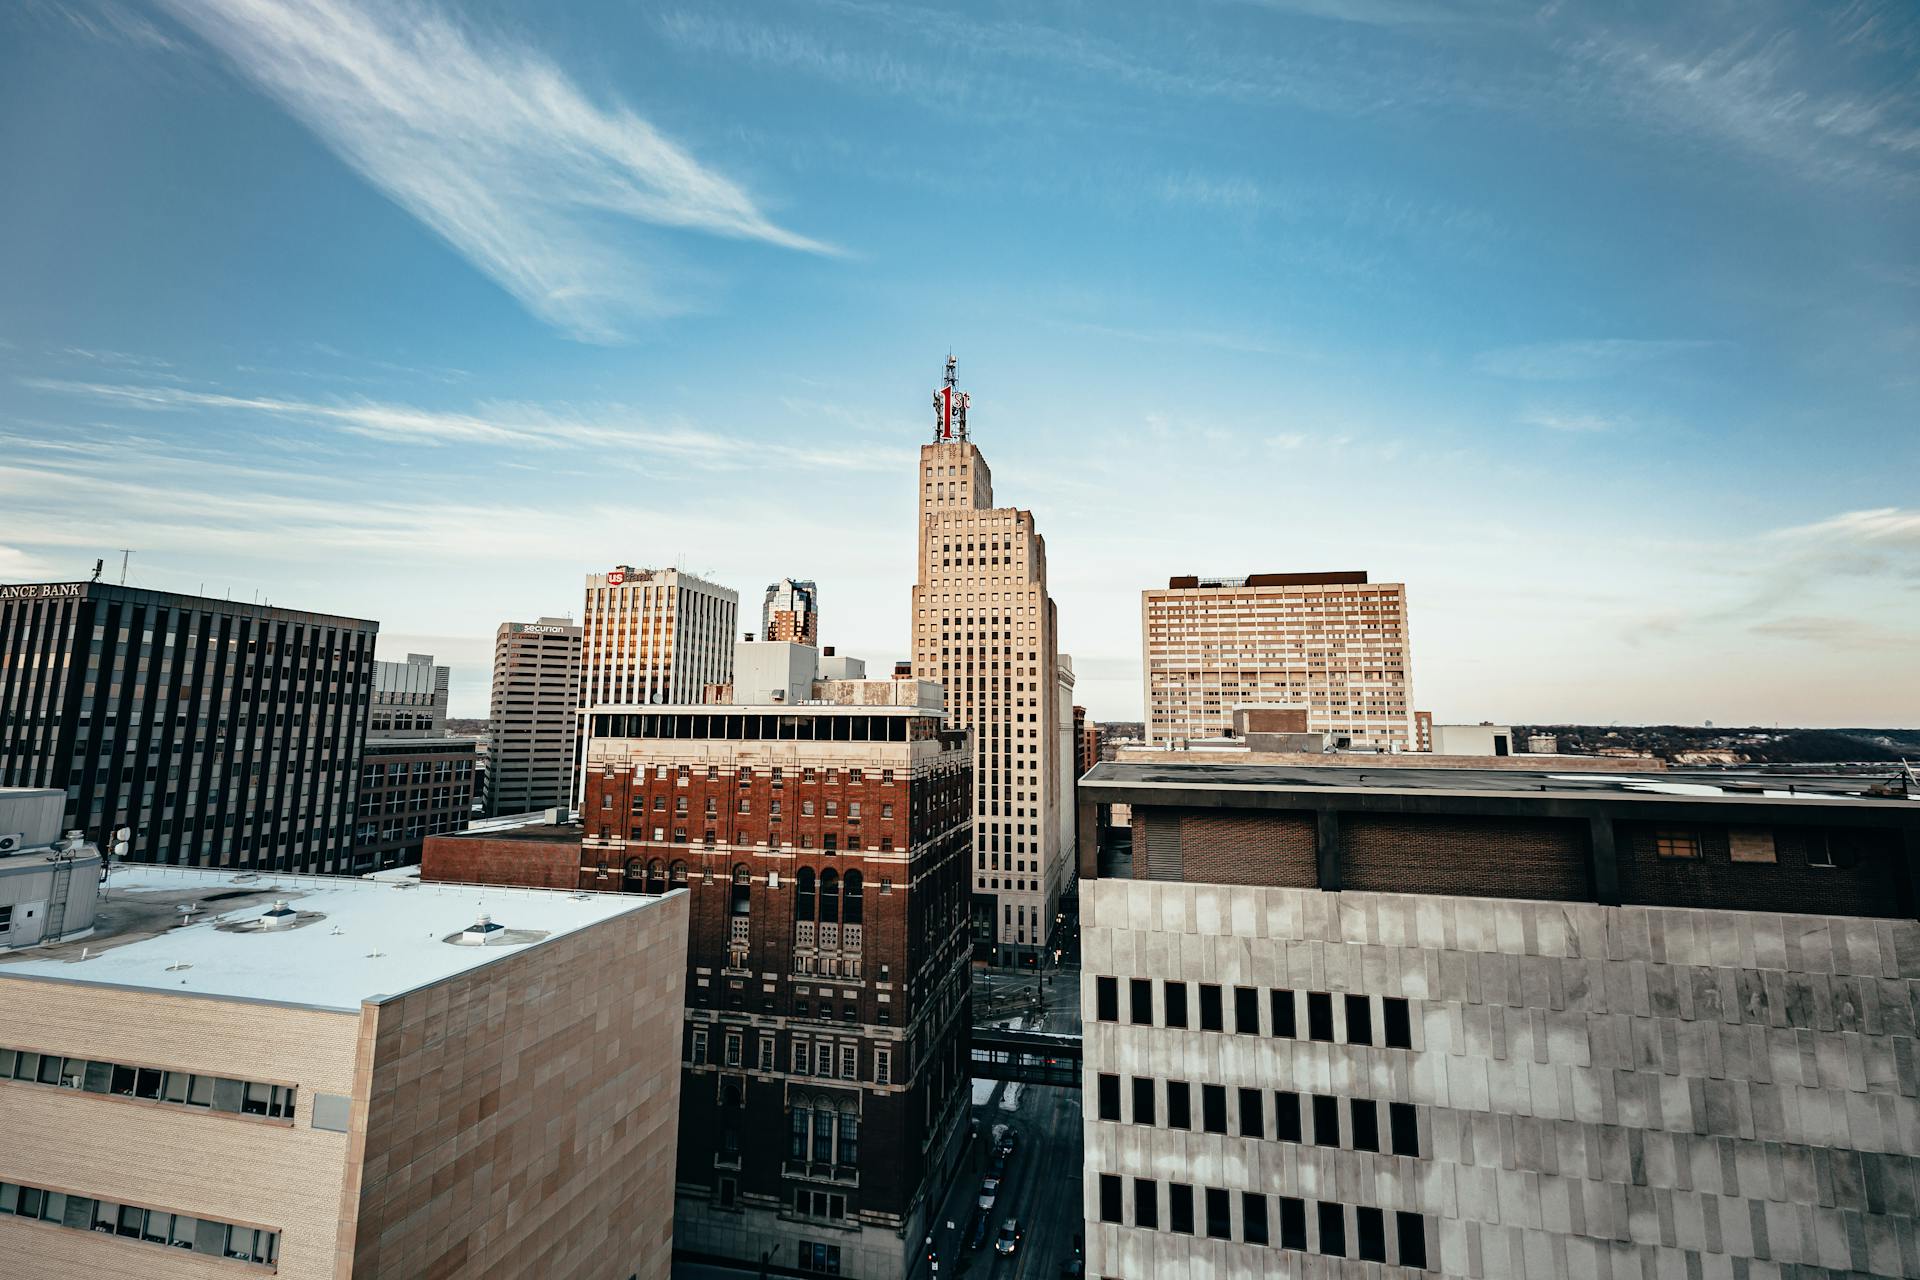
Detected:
[
  {"left": 762, "top": 577, "right": 819, "bottom": 644},
  {"left": 0, "top": 579, "right": 376, "bottom": 871},
  {"left": 1075, "top": 760, "right": 1920, "bottom": 1279},
  {"left": 578, "top": 646, "right": 974, "bottom": 1279},
  {"left": 910, "top": 357, "right": 1064, "bottom": 967},
  {"left": 366, "top": 652, "right": 448, "bottom": 736},
  {"left": 487, "top": 617, "right": 583, "bottom": 816},
  {"left": 578, "top": 566, "right": 737, "bottom": 804},
  {"left": 1142, "top": 571, "right": 1413, "bottom": 751}
]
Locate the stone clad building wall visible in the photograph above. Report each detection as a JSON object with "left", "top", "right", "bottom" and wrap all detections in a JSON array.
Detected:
[{"left": 1082, "top": 877, "right": 1920, "bottom": 1279}]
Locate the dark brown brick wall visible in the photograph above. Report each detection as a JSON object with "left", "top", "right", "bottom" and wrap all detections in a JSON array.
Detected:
[
  {"left": 1341, "top": 814, "right": 1591, "bottom": 900},
  {"left": 1128, "top": 809, "right": 1316, "bottom": 887},
  {"left": 420, "top": 832, "right": 580, "bottom": 888},
  {"left": 1616, "top": 822, "right": 1909, "bottom": 919}
]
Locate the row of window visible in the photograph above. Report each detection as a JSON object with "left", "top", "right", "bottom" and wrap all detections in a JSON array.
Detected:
[
  {"left": 1095, "top": 1176, "right": 1427, "bottom": 1268},
  {"left": 0, "top": 1048, "right": 295, "bottom": 1121},
  {"left": 0, "top": 1180, "right": 279, "bottom": 1266},
  {"left": 1095, "top": 1076, "right": 1418, "bottom": 1155},
  {"left": 630, "top": 794, "right": 896, "bottom": 819},
  {"left": 1095, "top": 976, "right": 1414, "bottom": 1048},
  {"left": 689, "top": 1029, "right": 894, "bottom": 1085},
  {"left": 614, "top": 825, "right": 898, "bottom": 853}
]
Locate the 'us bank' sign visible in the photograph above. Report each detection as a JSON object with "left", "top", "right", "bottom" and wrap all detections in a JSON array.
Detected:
[{"left": 0, "top": 582, "right": 85, "bottom": 601}]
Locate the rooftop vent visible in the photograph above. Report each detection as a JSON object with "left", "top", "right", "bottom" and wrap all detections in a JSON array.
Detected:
[
  {"left": 257, "top": 900, "right": 298, "bottom": 929},
  {"left": 454, "top": 913, "right": 508, "bottom": 946}
]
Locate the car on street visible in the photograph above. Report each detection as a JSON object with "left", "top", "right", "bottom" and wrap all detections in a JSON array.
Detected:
[
  {"left": 966, "top": 1209, "right": 992, "bottom": 1251},
  {"left": 995, "top": 1218, "right": 1023, "bottom": 1257},
  {"left": 978, "top": 1174, "right": 1001, "bottom": 1211}
]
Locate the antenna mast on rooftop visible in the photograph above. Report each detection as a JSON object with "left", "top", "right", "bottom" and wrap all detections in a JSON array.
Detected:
[{"left": 932, "top": 354, "right": 969, "bottom": 443}]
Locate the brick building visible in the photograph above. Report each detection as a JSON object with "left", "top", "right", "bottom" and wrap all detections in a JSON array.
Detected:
[
  {"left": 763, "top": 578, "right": 820, "bottom": 645},
  {"left": 353, "top": 651, "right": 473, "bottom": 869},
  {"left": 578, "top": 650, "right": 975, "bottom": 1279},
  {"left": 1143, "top": 572, "right": 1414, "bottom": 752},
  {"left": 0, "top": 862, "right": 685, "bottom": 1280},
  {"left": 1075, "top": 760, "right": 1920, "bottom": 1279}
]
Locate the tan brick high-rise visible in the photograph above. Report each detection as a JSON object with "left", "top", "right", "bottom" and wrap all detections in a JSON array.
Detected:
[
  {"left": 910, "top": 357, "right": 1065, "bottom": 966},
  {"left": 1143, "top": 572, "right": 1414, "bottom": 751}
]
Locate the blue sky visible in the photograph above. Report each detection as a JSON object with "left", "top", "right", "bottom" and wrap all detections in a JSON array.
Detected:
[{"left": 2, "top": 0, "right": 1915, "bottom": 725}]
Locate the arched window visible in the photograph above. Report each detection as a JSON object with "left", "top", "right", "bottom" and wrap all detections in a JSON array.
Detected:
[
  {"left": 731, "top": 864, "right": 751, "bottom": 916},
  {"left": 795, "top": 867, "right": 815, "bottom": 920},
  {"left": 669, "top": 859, "right": 689, "bottom": 887},
  {"left": 819, "top": 869, "right": 840, "bottom": 924},
  {"left": 623, "top": 857, "right": 645, "bottom": 885},
  {"left": 844, "top": 870, "right": 863, "bottom": 924},
  {"left": 645, "top": 858, "right": 667, "bottom": 895},
  {"left": 812, "top": 1104, "right": 834, "bottom": 1162}
]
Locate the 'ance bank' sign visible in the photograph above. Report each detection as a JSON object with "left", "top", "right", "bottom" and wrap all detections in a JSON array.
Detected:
[{"left": 0, "top": 582, "right": 86, "bottom": 601}]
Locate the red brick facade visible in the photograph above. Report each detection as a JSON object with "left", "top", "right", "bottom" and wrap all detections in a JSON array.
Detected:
[
  {"left": 1342, "top": 814, "right": 1590, "bottom": 901},
  {"left": 580, "top": 721, "right": 974, "bottom": 1271},
  {"left": 420, "top": 830, "right": 581, "bottom": 889}
]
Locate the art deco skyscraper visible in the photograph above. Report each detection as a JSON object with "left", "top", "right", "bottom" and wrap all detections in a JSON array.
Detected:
[{"left": 910, "top": 358, "right": 1065, "bottom": 966}]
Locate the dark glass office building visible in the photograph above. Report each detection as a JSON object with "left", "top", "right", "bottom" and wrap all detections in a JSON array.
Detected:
[{"left": 0, "top": 581, "right": 378, "bottom": 871}]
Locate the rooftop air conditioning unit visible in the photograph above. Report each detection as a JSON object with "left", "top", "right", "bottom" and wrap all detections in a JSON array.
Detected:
[{"left": 0, "top": 833, "right": 23, "bottom": 855}]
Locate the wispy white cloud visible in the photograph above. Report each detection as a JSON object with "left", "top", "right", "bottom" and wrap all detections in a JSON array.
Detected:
[
  {"left": 26, "top": 377, "right": 910, "bottom": 472},
  {"left": 1519, "top": 408, "right": 1620, "bottom": 433},
  {"left": 1570, "top": 27, "right": 1920, "bottom": 190},
  {"left": 159, "top": 0, "right": 833, "bottom": 341},
  {"left": 1774, "top": 507, "right": 1920, "bottom": 548},
  {"left": 30, "top": 0, "right": 187, "bottom": 53},
  {"left": 1475, "top": 338, "right": 1722, "bottom": 380}
]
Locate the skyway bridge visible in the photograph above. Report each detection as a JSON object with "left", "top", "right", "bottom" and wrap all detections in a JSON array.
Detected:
[{"left": 968, "top": 1026, "right": 1081, "bottom": 1088}]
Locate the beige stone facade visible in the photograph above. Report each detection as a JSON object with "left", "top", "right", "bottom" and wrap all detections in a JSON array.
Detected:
[
  {"left": 0, "top": 868, "right": 686, "bottom": 1280},
  {"left": 911, "top": 437, "right": 1065, "bottom": 965}
]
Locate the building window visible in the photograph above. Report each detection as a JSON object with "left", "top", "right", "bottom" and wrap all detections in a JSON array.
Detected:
[
  {"left": 1351, "top": 1099, "right": 1380, "bottom": 1151},
  {"left": 1168, "top": 1183, "right": 1194, "bottom": 1234},
  {"left": 1390, "top": 1102, "right": 1419, "bottom": 1156},
  {"left": 1234, "top": 986, "right": 1260, "bottom": 1035},
  {"left": 1243, "top": 1192, "right": 1269, "bottom": 1246},
  {"left": 1134, "top": 1178, "right": 1158, "bottom": 1229},
  {"left": 1097, "top": 1073, "right": 1121, "bottom": 1122},
  {"left": 1655, "top": 829, "right": 1702, "bottom": 860},
  {"left": 0, "top": 1180, "right": 277, "bottom": 1265},
  {"left": 1132, "top": 1077, "right": 1155, "bottom": 1126},
  {"left": 1345, "top": 995, "right": 1373, "bottom": 1046},
  {"left": 1203, "top": 1187, "right": 1232, "bottom": 1240},
  {"left": 1098, "top": 1174, "right": 1123, "bottom": 1224},
  {"left": 1279, "top": 1196, "right": 1307, "bottom": 1250},
  {"left": 792, "top": 1042, "right": 809, "bottom": 1075},
  {"left": 1312, "top": 1094, "right": 1340, "bottom": 1147},
  {"left": 1383, "top": 997, "right": 1412, "bottom": 1049},
  {"left": 874, "top": 1049, "right": 891, "bottom": 1086},
  {"left": 1317, "top": 1202, "right": 1346, "bottom": 1257},
  {"left": 1307, "top": 991, "right": 1334, "bottom": 1041},
  {"left": 1201, "top": 1084, "right": 1227, "bottom": 1134},
  {"left": 797, "top": 1240, "right": 842, "bottom": 1274},
  {"left": 1397, "top": 1211, "right": 1429, "bottom": 1269},
  {"left": 1163, "top": 981, "right": 1188, "bottom": 1028},
  {"left": 1166, "top": 1081, "right": 1191, "bottom": 1130},
  {"left": 1238, "top": 1087, "right": 1263, "bottom": 1138},
  {"left": 1198, "top": 984, "right": 1224, "bottom": 1032},
  {"left": 758, "top": 1038, "right": 775, "bottom": 1072},
  {"left": 1355, "top": 1206, "right": 1387, "bottom": 1262},
  {"left": 1094, "top": 976, "right": 1118, "bottom": 1022},
  {"left": 1275, "top": 1090, "right": 1303, "bottom": 1142},
  {"left": 1129, "top": 978, "right": 1153, "bottom": 1025},
  {"left": 1271, "top": 988, "right": 1297, "bottom": 1038}
]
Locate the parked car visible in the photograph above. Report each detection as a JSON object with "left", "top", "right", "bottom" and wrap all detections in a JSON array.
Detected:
[
  {"left": 995, "top": 1219, "right": 1023, "bottom": 1257},
  {"left": 966, "top": 1209, "right": 992, "bottom": 1251},
  {"left": 978, "top": 1174, "right": 1001, "bottom": 1211}
]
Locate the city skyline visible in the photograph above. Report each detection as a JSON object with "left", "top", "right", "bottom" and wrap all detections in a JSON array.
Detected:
[{"left": 2, "top": 0, "right": 1916, "bottom": 728}]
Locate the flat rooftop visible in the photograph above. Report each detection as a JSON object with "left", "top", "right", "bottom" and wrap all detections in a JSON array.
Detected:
[
  {"left": 437, "top": 821, "right": 581, "bottom": 843},
  {"left": 1082, "top": 761, "right": 1919, "bottom": 810},
  {"left": 0, "top": 863, "right": 659, "bottom": 1012}
]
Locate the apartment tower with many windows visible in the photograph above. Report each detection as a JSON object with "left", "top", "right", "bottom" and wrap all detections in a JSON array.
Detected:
[
  {"left": 910, "top": 357, "right": 1067, "bottom": 966},
  {"left": 762, "top": 577, "right": 820, "bottom": 645},
  {"left": 1143, "top": 571, "right": 1413, "bottom": 751},
  {"left": 576, "top": 566, "right": 737, "bottom": 803},
  {"left": 487, "top": 617, "right": 582, "bottom": 816}
]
